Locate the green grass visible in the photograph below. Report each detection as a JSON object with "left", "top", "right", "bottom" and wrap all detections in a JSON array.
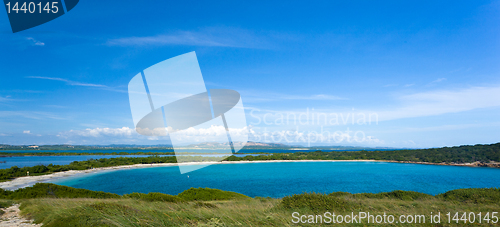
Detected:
[
  {"left": 14, "top": 191, "right": 500, "bottom": 227},
  {"left": 123, "top": 192, "right": 184, "bottom": 203},
  {"left": 0, "top": 184, "right": 498, "bottom": 226},
  {"left": 0, "top": 183, "right": 120, "bottom": 200},
  {"left": 177, "top": 187, "right": 249, "bottom": 201},
  {"left": 436, "top": 188, "right": 500, "bottom": 204}
]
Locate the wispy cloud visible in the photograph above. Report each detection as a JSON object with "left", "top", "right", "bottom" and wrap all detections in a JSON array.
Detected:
[
  {"left": 59, "top": 127, "right": 136, "bottom": 138},
  {"left": 23, "top": 130, "right": 31, "bottom": 134},
  {"left": 106, "top": 27, "right": 271, "bottom": 49},
  {"left": 0, "top": 111, "right": 66, "bottom": 120},
  {"left": 0, "top": 96, "right": 14, "bottom": 102},
  {"left": 378, "top": 85, "right": 500, "bottom": 121},
  {"left": 245, "top": 85, "right": 500, "bottom": 125},
  {"left": 27, "top": 76, "right": 107, "bottom": 88},
  {"left": 26, "top": 37, "right": 45, "bottom": 46},
  {"left": 400, "top": 123, "right": 500, "bottom": 133},
  {"left": 242, "top": 90, "right": 345, "bottom": 103},
  {"left": 426, "top": 78, "right": 447, "bottom": 86},
  {"left": 283, "top": 94, "right": 344, "bottom": 100}
]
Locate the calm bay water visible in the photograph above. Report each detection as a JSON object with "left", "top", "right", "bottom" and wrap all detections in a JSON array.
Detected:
[
  {"left": 53, "top": 161, "right": 500, "bottom": 197},
  {"left": 0, "top": 154, "right": 259, "bottom": 169}
]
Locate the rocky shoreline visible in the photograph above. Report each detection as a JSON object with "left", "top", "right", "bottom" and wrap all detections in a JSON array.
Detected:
[{"left": 390, "top": 160, "right": 500, "bottom": 168}]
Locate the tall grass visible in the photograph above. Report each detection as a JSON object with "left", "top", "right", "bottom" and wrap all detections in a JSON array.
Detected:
[{"left": 1, "top": 184, "right": 498, "bottom": 226}]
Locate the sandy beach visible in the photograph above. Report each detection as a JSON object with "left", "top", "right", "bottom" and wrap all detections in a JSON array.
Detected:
[{"left": 0, "top": 160, "right": 381, "bottom": 191}]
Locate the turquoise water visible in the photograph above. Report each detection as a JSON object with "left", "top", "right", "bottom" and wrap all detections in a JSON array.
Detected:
[
  {"left": 0, "top": 154, "right": 260, "bottom": 169},
  {"left": 54, "top": 161, "right": 500, "bottom": 197}
]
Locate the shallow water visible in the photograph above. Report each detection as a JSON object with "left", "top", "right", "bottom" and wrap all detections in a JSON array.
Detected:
[
  {"left": 0, "top": 154, "right": 259, "bottom": 169},
  {"left": 53, "top": 161, "right": 500, "bottom": 197}
]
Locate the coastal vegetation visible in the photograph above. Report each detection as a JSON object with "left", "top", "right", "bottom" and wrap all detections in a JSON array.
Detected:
[
  {"left": 225, "top": 142, "right": 500, "bottom": 164},
  {"left": 0, "top": 184, "right": 498, "bottom": 226},
  {"left": 0, "top": 143, "right": 498, "bottom": 182}
]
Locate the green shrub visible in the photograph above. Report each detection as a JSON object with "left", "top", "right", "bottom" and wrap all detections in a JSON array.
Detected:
[
  {"left": 193, "top": 201, "right": 218, "bottom": 209},
  {"left": 354, "top": 190, "right": 432, "bottom": 201},
  {"left": 328, "top": 191, "right": 352, "bottom": 197},
  {"left": 436, "top": 188, "right": 500, "bottom": 204},
  {"left": 123, "top": 192, "right": 183, "bottom": 203},
  {"left": 177, "top": 188, "right": 249, "bottom": 201},
  {"left": 5, "top": 183, "right": 120, "bottom": 200},
  {"left": 0, "top": 200, "right": 13, "bottom": 208},
  {"left": 0, "top": 200, "right": 12, "bottom": 216},
  {"left": 280, "top": 192, "right": 357, "bottom": 212},
  {"left": 0, "top": 188, "right": 13, "bottom": 198}
]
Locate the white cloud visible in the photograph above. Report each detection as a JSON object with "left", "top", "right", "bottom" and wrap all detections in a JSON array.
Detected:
[
  {"left": 426, "top": 78, "right": 447, "bottom": 86},
  {"left": 23, "top": 130, "right": 31, "bottom": 134},
  {"left": 57, "top": 126, "right": 250, "bottom": 145},
  {"left": 245, "top": 85, "right": 500, "bottom": 126},
  {"left": 281, "top": 94, "right": 344, "bottom": 100},
  {"left": 0, "top": 96, "right": 14, "bottom": 102},
  {"left": 27, "top": 37, "right": 45, "bottom": 46},
  {"left": 0, "top": 111, "right": 65, "bottom": 120},
  {"left": 432, "top": 78, "right": 447, "bottom": 83},
  {"left": 61, "top": 127, "right": 136, "bottom": 138},
  {"left": 378, "top": 85, "right": 500, "bottom": 121},
  {"left": 242, "top": 90, "right": 345, "bottom": 103},
  {"left": 27, "top": 76, "right": 107, "bottom": 88},
  {"left": 106, "top": 27, "right": 271, "bottom": 49}
]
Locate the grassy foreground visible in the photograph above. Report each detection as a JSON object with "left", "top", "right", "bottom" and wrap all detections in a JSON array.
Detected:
[{"left": 1, "top": 184, "right": 499, "bottom": 226}]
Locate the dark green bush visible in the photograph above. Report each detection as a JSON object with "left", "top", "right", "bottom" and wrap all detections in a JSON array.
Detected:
[
  {"left": 355, "top": 190, "right": 432, "bottom": 201},
  {"left": 328, "top": 191, "right": 352, "bottom": 197},
  {"left": 123, "top": 192, "right": 183, "bottom": 203},
  {"left": 2, "top": 183, "right": 120, "bottom": 200},
  {"left": 436, "top": 188, "right": 500, "bottom": 204},
  {"left": 0, "top": 200, "right": 12, "bottom": 208},
  {"left": 177, "top": 188, "right": 249, "bottom": 201},
  {"left": 193, "top": 201, "right": 218, "bottom": 208},
  {"left": 0, "top": 199, "right": 13, "bottom": 215}
]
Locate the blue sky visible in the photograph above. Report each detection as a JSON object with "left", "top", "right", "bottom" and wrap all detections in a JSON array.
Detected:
[{"left": 0, "top": 0, "right": 499, "bottom": 148}]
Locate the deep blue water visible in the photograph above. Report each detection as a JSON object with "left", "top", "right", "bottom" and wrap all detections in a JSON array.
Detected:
[
  {"left": 0, "top": 154, "right": 259, "bottom": 169},
  {"left": 53, "top": 161, "right": 500, "bottom": 197}
]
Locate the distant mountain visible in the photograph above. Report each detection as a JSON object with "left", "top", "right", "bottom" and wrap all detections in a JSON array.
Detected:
[
  {"left": 0, "top": 142, "right": 404, "bottom": 151},
  {"left": 182, "top": 141, "right": 301, "bottom": 149},
  {"left": 0, "top": 141, "right": 402, "bottom": 151}
]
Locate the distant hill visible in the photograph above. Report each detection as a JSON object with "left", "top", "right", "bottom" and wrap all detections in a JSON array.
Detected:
[{"left": 0, "top": 142, "right": 491, "bottom": 152}]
